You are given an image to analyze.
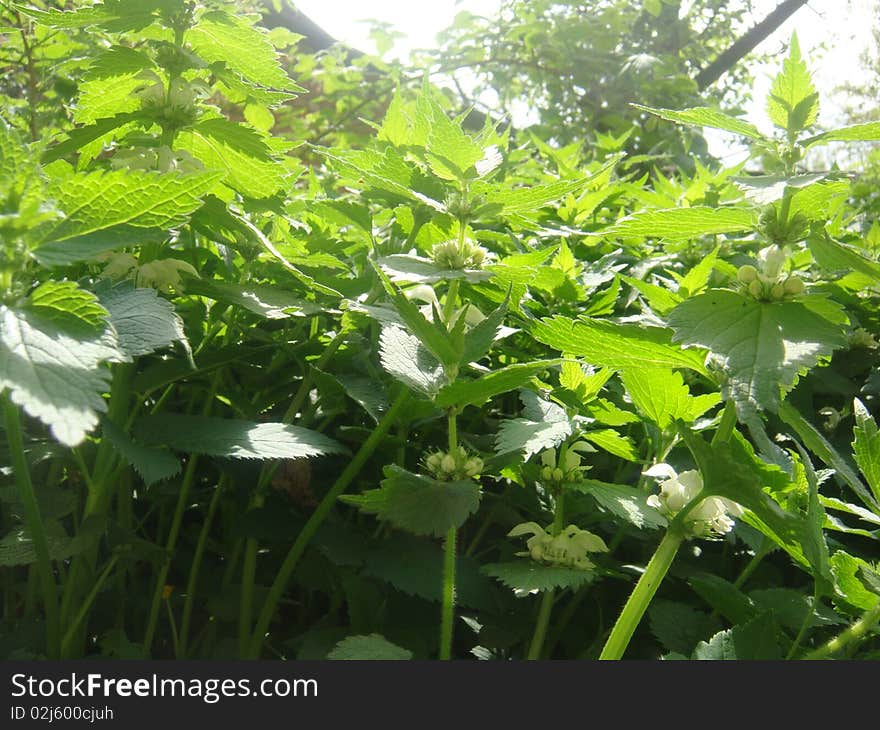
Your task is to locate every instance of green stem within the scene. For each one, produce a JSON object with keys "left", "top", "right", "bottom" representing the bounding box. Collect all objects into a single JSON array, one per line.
[
  {"left": 712, "top": 400, "right": 737, "bottom": 446},
  {"left": 599, "top": 526, "right": 685, "bottom": 660},
  {"left": 142, "top": 453, "right": 200, "bottom": 653},
  {"left": 803, "top": 601, "right": 880, "bottom": 660},
  {"left": 439, "top": 526, "right": 457, "bottom": 660},
  {"left": 786, "top": 588, "right": 819, "bottom": 659},
  {"left": 179, "top": 476, "right": 225, "bottom": 657},
  {"left": 733, "top": 538, "right": 771, "bottom": 590},
  {"left": 60, "top": 556, "right": 118, "bottom": 658},
  {"left": 246, "top": 389, "right": 411, "bottom": 658},
  {"left": 238, "top": 524, "right": 261, "bottom": 657},
  {"left": 2, "top": 394, "right": 60, "bottom": 658},
  {"left": 443, "top": 278, "right": 460, "bottom": 324}
]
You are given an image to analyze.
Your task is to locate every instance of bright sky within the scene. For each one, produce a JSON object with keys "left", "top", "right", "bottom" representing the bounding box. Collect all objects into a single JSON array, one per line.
[{"left": 293, "top": 0, "right": 877, "bottom": 156}]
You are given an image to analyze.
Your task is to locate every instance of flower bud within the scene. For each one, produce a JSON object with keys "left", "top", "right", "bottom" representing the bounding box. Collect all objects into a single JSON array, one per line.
[
  {"left": 748, "top": 280, "right": 763, "bottom": 298},
  {"left": 426, "top": 453, "right": 442, "bottom": 472},
  {"left": 541, "top": 466, "right": 554, "bottom": 481},
  {"left": 463, "top": 457, "right": 483, "bottom": 477},
  {"left": 783, "top": 276, "right": 804, "bottom": 295},
  {"left": 440, "top": 454, "right": 456, "bottom": 473},
  {"left": 737, "top": 264, "right": 758, "bottom": 283},
  {"left": 770, "top": 282, "right": 785, "bottom": 300},
  {"left": 552, "top": 467, "right": 564, "bottom": 482}
]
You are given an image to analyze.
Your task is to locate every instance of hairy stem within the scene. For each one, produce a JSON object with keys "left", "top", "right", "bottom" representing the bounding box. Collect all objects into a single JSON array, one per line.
[
  {"left": 804, "top": 601, "right": 880, "bottom": 660},
  {"left": 439, "top": 525, "right": 457, "bottom": 660}
]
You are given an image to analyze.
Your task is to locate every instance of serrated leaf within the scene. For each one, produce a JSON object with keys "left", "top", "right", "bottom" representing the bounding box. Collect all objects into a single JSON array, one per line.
[
  {"left": 183, "top": 278, "right": 321, "bottom": 319},
  {"left": 482, "top": 560, "right": 596, "bottom": 593},
  {"left": 633, "top": 104, "right": 763, "bottom": 140},
  {"left": 766, "top": 34, "right": 818, "bottom": 134},
  {"left": 327, "top": 634, "right": 412, "bottom": 660},
  {"left": 749, "top": 588, "right": 843, "bottom": 630},
  {"left": 495, "top": 391, "right": 572, "bottom": 459},
  {"left": 777, "top": 401, "right": 877, "bottom": 511},
  {"left": 604, "top": 206, "right": 754, "bottom": 241},
  {"left": 0, "top": 306, "right": 121, "bottom": 446},
  {"left": 18, "top": 0, "right": 173, "bottom": 31},
  {"left": 378, "top": 325, "right": 446, "bottom": 396},
  {"left": 582, "top": 428, "right": 638, "bottom": 461},
  {"left": 102, "top": 420, "right": 180, "bottom": 486},
  {"left": 134, "top": 414, "right": 347, "bottom": 460},
  {"left": 189, "top": 11, "right": 303, "bottom": 94},
  {"left": 692, "top": 612, "right": 781, "bottom": 659},
  {"left": 31, "top": 170, "right": 222, "bottom": 264},
  {"left": 97, "top": 283, "right": 188, "bottom": 359},
  {"left": 342, "top": 465, "right": 480, "bottom": 538},
  {"left": 621, "top": 368, "right": 719, "bottom": 430},
  {"left": 830, "top": 551, "right": 879, "bottom": 611},
  {"left": 460, "top": 293, "right": 510, "bottom": 365},
  {"left": 680, "top": 429, "right": 807, "bottom": 564},
  {"left": 176, "top": 120, "right": 285, "bottom": 199},
  {"left": 434, "top": 360, "right": 561, "bottom": 409},
  {"left": 807, "top": 232, "right": 880, "bottom": 281},
  {"left": 569, "top": 479, "right": 665, "bottom": 529},
  {"left": 26, "top": 281, "right": 109, "bottom": 333},
  {"left": 649, "top": 600, "right": 720, "bottom": 655},
  {"left": 668, "top": 291, "right": 848, "bottom": 418},
  {"left": 532, "top": 316, "right": 707, "bottom": 373},
  {"left": 363, "top": 536, "right": 493, "bottom": 609},
  {"left": 377, "top": 254, "right": 491, "bottom": 284},
  {"left": 805, "top": 121, "right": 880, "bottom": 147},
  {"left": 853, "top": 398, "right": 880, "bottom": 504},
  {"left": 75, "top": 47, "right": 155, "bottom": 124}
]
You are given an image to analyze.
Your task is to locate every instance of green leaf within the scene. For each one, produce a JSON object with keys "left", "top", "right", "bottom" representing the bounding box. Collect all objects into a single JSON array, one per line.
[
  {"left": 176, "top": 120, "right": 286, "bottom": 199},
  {"left": 26, "top": 281, "right": 109, "bottom": 333},
  {"left": 97, "top": 283, "right": 188, "bottom": 359},
  {"left": 378, "top": 325, "right": 446, "bottom": 397},
  {"left": 680, "top": 429, "right": 807, "bottom": 565},
  {"left": 372, "top": 264, "right": 460, "bottom": 371},
  {"left": 495, "top": 391, "right": 572, "bottom": 459},
  {"left": 102, "top": 420, "right": 180, "bottom": 486},
  {"left": 569, "top": 479, "right": 665, "bottom": 529},
  {"left": 342, "top": 465, "right": 480, "bottom": 538},
  {"left": 621, "top": 275, "right": 681, "bottom": 314},
  {"left": 807, "top": 232, "right": 880, "bottom": 281},
  {"left": 604, "top": 206, "right": 754, "bottom": 241},
  {"left": 0, "top": 306, "right": 121, "bottom": 446},
  {"left": 327, "top": 634, "right": 412, "bottom": 660},
  {"left": 852, "top": 398, "right": 880, "bottom": 504},
  {"left": 582, "top": 428, "right": 638, "bottom": 461},
  {"left": 434, "top": 360, "right": 561, "bottom": 409},
  {"left": 689, "top": 574, "right": 756, "bottom": 625},
  {"left": 692, "top": 612, "right": 781, "bottom": 659},
  {"left": 482, "top": 560, "right": 595, "bottom": 593},
  {"left": 460, "top": 294, "right": 510, "bottom": 365},
  {"left": 668, "top": 291, "right": 848, "bottom": 418},
  {"left": 532, "top": 316, "right": 707, "bottom": 373},
  {"left": 749, "top": 588, "right": 843, "bottom": 631},
  {"left": 633, "top": 104, "right": 763, "bottom": 140},
  {"left": 777, "top": 401, "right": 876, "bottom": 511},
  {"left": 31, "top": 170, "right": 222, "bottom": 263},
  {"left": 620, "top": 368, "right": 720, "bottom": 430},
  {"left": 649, "top": 600, "right": 720, "bottom": 655},
  {"left": 766, "top": 33, "right": 818, "bottom": 135},
  {"left": 41, "top": 112, "right": 146, "bottom": 164},
  {"left": 188, "top": 11, "right": 303, "bottom": 94},
  {"left": 75, "top": 47, "right": 155, "bottom": 124},
  {"left": 134, "top": 414, "right": 347, "bottom": 460},
  {"left": 830, "top": 551, "right": 880, "bottom": 611},
  {"left": 183, "top": 278, "right": 321, "bottom": 319},
  {"left": 18, "top": 1, "right": 173, "bottom": 31},
  {"left": 804, "top": 121, "right": 880, "bottom": 147}
]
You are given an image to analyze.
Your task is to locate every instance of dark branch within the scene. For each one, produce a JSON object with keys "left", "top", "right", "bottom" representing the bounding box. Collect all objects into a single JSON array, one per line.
[{"left": 695, "top": 0, "right": 810, "bottom": 90}]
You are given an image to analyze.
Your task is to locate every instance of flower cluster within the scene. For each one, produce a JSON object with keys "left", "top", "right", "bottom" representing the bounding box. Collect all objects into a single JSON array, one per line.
[
  {"left": 431, "top": 237, "right": 487, "bottom": 270},
  {"left": 424, "top": 446, "right": 483, "bottom": 481},
  {"left": 538, "top": 442, "right": 594, "bottom": 486},
  {"left": 737, "top": 244, "right": 804, "bottom": 301},
  {"left": 644, "top": 464, "right": 744, "bottom": 539},
  {"left": 509, "top": 522, "right": 608, "bottom": 570}
]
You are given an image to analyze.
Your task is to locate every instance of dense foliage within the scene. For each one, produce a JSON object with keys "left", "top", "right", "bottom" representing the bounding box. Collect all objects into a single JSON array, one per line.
[{"left": 1, "top": 0, "right": 880, "bottom": 661}]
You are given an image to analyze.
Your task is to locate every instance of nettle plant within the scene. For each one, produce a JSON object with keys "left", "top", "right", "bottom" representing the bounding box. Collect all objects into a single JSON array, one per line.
[{"left": 2, "top": 0, "right": 880, "bottom": 662}]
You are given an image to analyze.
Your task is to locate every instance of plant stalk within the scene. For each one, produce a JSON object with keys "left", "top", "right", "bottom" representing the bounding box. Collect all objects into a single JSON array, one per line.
[{"left": 246, "top": 389, "right": 410, "bottom": 658}]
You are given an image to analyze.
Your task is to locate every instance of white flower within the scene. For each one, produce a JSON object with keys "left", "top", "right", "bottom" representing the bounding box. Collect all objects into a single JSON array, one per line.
[{"left": 644, "top": 463, "right": 743, "bottom": 538}]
